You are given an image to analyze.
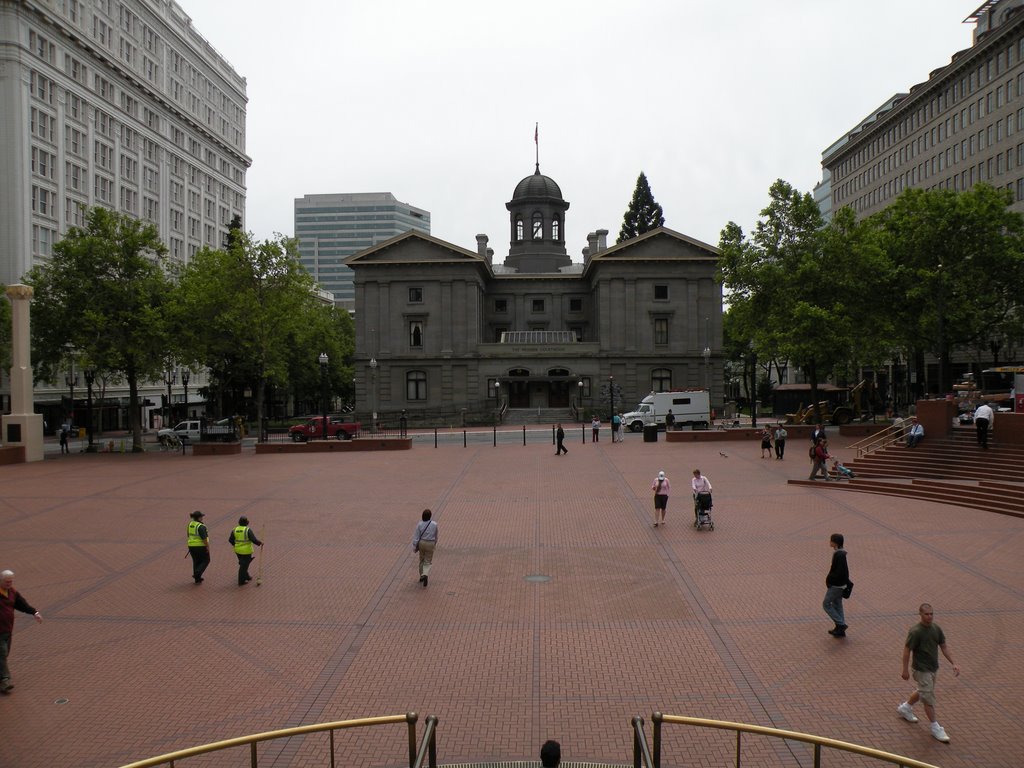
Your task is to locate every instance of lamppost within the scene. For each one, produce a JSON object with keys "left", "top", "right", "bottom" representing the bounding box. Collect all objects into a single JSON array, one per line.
[
  {"left": 608, "top": 375, "right": 615, "bottom": 421},
  {"left": 84, "top": 368, "right": 96, "bottom": 452},
  {"left": 702, "top": 315, "right": 712, "bottom": 411},
  {"left": 319, "top": 352, "right": 329, "bottom": 440},
  {"left": 495, "top": 380, "right": 501, "bottom": 407},
  {"left": 181, "top": 369, "right": 191, "bottom": 420},
  {"left": 577, "top": 379, "right": 584, "bottom": 423},
  {"left": 64, "top": 363, "right": 78, "bottom": 430},
  {"left": 163, "top": 365, "right": 177, "bottom": 427},
  {"left": 369, "top": 357, "right": 378, "bottom": 434}
]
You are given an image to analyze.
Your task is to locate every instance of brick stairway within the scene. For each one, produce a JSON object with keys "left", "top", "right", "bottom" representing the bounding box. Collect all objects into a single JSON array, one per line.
[{"left": 789, "top": 426, "right": 1024, "bottom": 517}]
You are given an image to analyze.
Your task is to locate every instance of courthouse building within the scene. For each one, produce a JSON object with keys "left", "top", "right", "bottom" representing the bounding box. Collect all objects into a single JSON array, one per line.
[{"left": 347, "top": 164, "right": 723, "bottom": 423}]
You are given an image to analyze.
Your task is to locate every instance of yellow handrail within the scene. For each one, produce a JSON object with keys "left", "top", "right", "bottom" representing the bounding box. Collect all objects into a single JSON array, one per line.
[
  {"left": 650, "top": 713, "right": 940, "bottom": 768},
  {"left": 118, "top": 713, "right": 420, "bottom": 768},
  {"left": 850, "top": 420, "right": 908, "bottom": 459}
]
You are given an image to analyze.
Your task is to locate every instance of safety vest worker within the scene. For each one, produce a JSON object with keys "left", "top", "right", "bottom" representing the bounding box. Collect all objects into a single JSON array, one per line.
[
  {"left": 187, "top": 520, "right": 207, "bottom": 547},
  {"left": 232, "top": 525, "right": 254, "bottom": 555}
]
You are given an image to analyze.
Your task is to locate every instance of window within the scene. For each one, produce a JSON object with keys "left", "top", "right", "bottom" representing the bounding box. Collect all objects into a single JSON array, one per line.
[
  {"left": 570, "top": 327, "right": 583, "bottom": 341},
  {"left": 495, "top": 299, "right": 508, "bottom": 313},
  {"left": 31, "top": 224, "right": 54, "bottom": 256},
  {"left": 66, "top": 197, "right": 85, "bottom": 227},
  {"left": 569, "top": 298, "right": 582, "bottom": 312},
  {"left": 654, "top": 284, "right": 669, "bottom": 301},
  {"left": 532, "top": 213, "right": 543, "bottom": 240},
  {"left": 408, "top": 287, "right": 423, "bottom": 303},
  {"left": 31, "top": 186, "right": 52, "bottom": 216},
  {"left": 406, "top": 371, "right": 427, "bottom": 401},
  {"left": 552, "top": 216, "right": 560, "bottom": 240},
  {"left": 654, "top": 318, "right": 669, "bottom": 345},
  {"left": 409, "top": 321, "right": 423, "bottom": 348},
  {"left": 531, "top": 299, "right": 545, "bottom": 312},
  {"left": 651, "top": 368, "right": 672, "bottom": 392}
]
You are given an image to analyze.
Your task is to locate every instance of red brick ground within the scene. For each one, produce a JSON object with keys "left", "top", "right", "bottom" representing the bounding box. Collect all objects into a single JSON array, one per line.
[{"left": 1, "top": 433, "right": 1021, "bottom": 767}]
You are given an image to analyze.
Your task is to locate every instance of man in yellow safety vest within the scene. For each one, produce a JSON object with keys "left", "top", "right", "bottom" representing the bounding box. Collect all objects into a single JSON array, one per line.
[
  {"left": 186, "top": 510, "right": 210, "bottom": 584},
  {"left": 228, "top": 516, "right": 262, "bottom": 586}
]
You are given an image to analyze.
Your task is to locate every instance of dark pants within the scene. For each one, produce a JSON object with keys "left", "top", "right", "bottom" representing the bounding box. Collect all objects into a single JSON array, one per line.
[
  {"left": 236, "top": 553, "right": 254, "bottom": 584},
  {"left": 556, "top": 438, "right": 567, "bottom": 454},
  {"left": 976, "top": 417, "right": 990, "bottom": 448},
  {"left": 775, "top": 439, "right": 786, "bottom": 459},
  {"left": 189, "top": 546, "right": 210, "bottom": 582},
  {"left": 0, "top": 632, "right": 11, "bottom": 686}
]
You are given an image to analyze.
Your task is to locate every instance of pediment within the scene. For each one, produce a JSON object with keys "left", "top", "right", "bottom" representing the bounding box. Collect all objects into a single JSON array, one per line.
[
  {"left": 345, "top": 231, "right": 485, "bottom": 267},
  {"left": 588, "top": 227, "right": 720, "bottom": 263}
]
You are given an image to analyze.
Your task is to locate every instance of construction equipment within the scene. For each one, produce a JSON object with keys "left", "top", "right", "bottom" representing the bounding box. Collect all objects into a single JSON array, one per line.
[{"left": 784, "top": 380, "right": 881, "bottom": 425}]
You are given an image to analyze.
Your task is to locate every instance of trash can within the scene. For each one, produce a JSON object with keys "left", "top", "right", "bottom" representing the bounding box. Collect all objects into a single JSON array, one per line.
[{"left": 643, "top": 424, "right": 659, "bottom": 442}]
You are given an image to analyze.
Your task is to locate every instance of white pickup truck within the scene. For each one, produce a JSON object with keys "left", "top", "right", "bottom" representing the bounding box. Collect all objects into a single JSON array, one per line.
[{"left": 158, "top": 419, "right": 237, "bottom": 444}]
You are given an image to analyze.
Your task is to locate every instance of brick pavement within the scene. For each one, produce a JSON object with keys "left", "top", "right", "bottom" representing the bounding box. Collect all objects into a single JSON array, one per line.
[{"left": 0, "top": 433, "right": 1021, "bottom": 767}]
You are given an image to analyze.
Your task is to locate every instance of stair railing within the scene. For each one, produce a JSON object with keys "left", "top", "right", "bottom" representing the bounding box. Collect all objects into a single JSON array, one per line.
[{"left": 850, "top": 420, "right": 909, "bottom": 459}]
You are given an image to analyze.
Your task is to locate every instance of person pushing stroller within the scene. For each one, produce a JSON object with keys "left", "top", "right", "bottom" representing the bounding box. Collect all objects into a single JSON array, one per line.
[{"left": 691, "top": 469, "right": 713, "bottom": 529}]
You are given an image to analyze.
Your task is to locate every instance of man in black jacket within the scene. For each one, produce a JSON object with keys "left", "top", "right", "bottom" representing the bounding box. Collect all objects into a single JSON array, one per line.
[{"left": 823, "top": 533, "right": 850, "bottom": 637}]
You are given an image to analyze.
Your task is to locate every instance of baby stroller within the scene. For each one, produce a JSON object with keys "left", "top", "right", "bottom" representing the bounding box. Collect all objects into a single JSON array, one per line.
[
  {"left": 693, "top": 492, "right": 714, "bottom": 531},
  {"left": 831, "top": 459, "right": 856, "bottom": 480}
]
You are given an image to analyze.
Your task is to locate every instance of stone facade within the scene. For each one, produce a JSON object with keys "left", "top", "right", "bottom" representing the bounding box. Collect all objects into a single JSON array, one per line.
[{"left": 347, "top": 166, "right": 723, "bottom": 423}]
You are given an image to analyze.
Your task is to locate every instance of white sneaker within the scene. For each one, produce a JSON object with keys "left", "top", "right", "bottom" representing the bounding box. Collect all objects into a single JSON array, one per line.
[
  {"left": 931, "top": 723, "right": 950, "bottom": 743},
  {"left": 896, "top": 703, "right": 918, "bottom": 723}
]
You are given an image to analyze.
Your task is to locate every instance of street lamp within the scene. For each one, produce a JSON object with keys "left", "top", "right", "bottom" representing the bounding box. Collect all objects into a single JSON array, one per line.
[
  {"left": 64, "top": 364, "right": 78, "bottom": 430},
  {"left": 369, "top": 357, "right": 378, "bottom": 434},
  {"left": 319, "top": 352, "right": 329, "bottom": 440},
  {"left": 495, "top": 380, "right": 501, "bottom": 407},
  {"left": 608, "top": 375, "right": 615, "bottom": 421},
  {"left": 163, "top": 365, "right": 177, "bottom": 428},
  {"left": 84, "top": 368, "right": 96, "bottom": 452},
  {"left": 181, "top": 369, "right": 191, "bottom": 420},
  {"left": 577, "top": 379, "right": 584, "bottom": 423}
]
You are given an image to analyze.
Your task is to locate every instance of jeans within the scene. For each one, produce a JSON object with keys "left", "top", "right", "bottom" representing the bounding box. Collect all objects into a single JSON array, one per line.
[
  {"left": 823, "top": 586, "right": 846, "bottom": 626},
  {"left": 0, "top": 632, "right": 11, "bottom": 684}
]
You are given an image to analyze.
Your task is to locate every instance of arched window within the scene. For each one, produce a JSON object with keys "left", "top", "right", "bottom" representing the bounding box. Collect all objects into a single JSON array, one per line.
[
  {"left": 515, "top": 218, "right": 524, "bottom": 241},
  {"left": 409, "top": 321, "right": 423, "bottom": 348},
  {"left": 551, "top": 216, "right": 560, "bottom": 241},
  {"left": 406, "top": 370, "right": 427, "bottom": 401},
  {"left": 532, "top": 212, "right": 543, "bottom": 240},
  {"left": 651, "top": 368, "right": 672, "bottom": 392}
]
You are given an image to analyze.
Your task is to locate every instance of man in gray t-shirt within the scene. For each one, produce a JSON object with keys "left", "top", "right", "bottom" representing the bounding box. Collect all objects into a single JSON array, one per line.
[{"left": 896, "top": 603, "right": 960, "bottom": 743}]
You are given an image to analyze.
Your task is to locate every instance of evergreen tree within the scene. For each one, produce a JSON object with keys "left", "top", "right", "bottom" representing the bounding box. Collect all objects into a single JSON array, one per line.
[{"left": 617, "top": 172, "right": 665, "bottom": 243}]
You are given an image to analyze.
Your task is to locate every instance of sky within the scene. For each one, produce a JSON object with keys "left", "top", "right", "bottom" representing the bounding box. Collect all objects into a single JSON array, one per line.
[{"left": 182, "top": 0, "right": 979, "bottom": 260}]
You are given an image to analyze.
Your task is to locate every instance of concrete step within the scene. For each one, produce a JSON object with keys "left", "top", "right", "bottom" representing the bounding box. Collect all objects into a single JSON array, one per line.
[{"left": 788, "top": 478, "right": 1024, "bottom": 518}]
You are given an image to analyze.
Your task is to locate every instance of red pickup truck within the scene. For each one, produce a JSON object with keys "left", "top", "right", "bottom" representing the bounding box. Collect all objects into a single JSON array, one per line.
[{"left": 289, "top": 416, "right": 361, "bottom": 442}]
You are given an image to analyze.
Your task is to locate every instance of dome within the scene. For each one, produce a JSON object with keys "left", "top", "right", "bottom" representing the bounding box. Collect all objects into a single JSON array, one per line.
[{"left": 512, "top": 166, "right": 563, "bottom": 200}]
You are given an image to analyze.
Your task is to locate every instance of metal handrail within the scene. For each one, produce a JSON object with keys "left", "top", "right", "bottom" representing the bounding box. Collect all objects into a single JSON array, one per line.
[
  {"left": 850, "top": 420, "right": 908, "bottom": 459},
  {"left": 412, "top": 714, "right": 439, "bottom": 768},
  {"left": 650, "top": 712, "right": 940, "bottom": 768},
  {"left": 631, "top": 716, "right": 654, "bottom": 768},
  {"left": 117, "top": 712, "right": 420, "bottom": 768}
]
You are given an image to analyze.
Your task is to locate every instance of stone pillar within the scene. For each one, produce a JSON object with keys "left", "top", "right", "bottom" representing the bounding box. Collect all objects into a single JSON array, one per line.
[{"left": 4, "top": 284, "right": 44, "bottom": 461}]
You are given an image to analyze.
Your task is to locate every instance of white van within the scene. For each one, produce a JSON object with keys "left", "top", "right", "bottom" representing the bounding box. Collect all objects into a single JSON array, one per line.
[{"left": 624, "top": 391, "right": 710, "bottom": 431}]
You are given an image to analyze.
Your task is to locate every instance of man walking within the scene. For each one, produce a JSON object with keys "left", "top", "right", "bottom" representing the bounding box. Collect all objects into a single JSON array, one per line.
[
  {"left": 808, "top": 438, "right": 831, "bottom": 481},
  {"left": 555, "top": 423, "right": 568, "bottom": 455},
  {"left": 228, "top": 516, "right": 262, "bottom": 586},
  {"left": 973, "top": 401, "right": 994, "bottom": 449},
  {"left": 187, "top": 510, "right": 211, "bottom": 584},
  {"left": 897, "top": 603, "right": 960, "bottom": 743},
  {"left": 823, "top": 533, "right": 849, "bottom": 637},
  {"left": 774, "top": 424, "right": 787, "bottom": 459},
  {"left": 412, "top": 509, "right": 439, "bottom": 587},
  {"left": 0, "top": 570, "right": 43, "bottom": 694}
]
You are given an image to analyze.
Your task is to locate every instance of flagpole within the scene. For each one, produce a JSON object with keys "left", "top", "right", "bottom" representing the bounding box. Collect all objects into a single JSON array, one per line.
[{"left": 534, "top": 122, "right": 539, "bottom": 171}]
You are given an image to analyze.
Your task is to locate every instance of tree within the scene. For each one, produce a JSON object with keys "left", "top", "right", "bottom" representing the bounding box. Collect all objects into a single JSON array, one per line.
[
  {"left": 617, "top": 172, "right": 665, "bottom": 243},
  {"left": 718, "top": 180, "right": 894, "bottom": 423},
  {"left": 175, "top": 232, "right": 330, "bottom": 431},
  {"left": 870, "top": 184, "right": 1024, "bottom": 394},
  {"left": 27, "top": 207, "right": 173, "bottom": 451}
]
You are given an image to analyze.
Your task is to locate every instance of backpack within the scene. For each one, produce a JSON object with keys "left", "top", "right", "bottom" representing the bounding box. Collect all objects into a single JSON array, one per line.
[{"left": 809, "top": 445, "right": 817, "bottom": 459}]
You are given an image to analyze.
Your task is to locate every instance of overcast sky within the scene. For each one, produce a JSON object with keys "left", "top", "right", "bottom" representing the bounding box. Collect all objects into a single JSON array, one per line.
[{"left": 183, "top": 0, "right": 976, "bottom": 259}]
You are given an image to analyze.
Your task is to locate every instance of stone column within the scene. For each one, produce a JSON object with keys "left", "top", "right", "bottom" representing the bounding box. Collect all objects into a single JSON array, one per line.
[{"left": 4, "top": 284, "right": 44, "bottom": 461}]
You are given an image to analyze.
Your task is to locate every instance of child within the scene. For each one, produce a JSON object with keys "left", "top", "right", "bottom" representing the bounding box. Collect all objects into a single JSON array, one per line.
[{"left": 831, "top": 458, "right": 856, "bottom": 480}]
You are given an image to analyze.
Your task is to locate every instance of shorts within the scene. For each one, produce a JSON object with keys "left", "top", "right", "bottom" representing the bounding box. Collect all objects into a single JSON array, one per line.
[
  {"left": 654, "top": 494, "right": 668, "bottom": 510},
  {"left": 912, "top": 669, "right": 937, "bottom": 706}
]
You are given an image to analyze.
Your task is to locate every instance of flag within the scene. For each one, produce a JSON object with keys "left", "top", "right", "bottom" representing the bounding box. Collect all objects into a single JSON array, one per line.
[{"left": 534, "top": 123, "right": 538, "bottom": 145}]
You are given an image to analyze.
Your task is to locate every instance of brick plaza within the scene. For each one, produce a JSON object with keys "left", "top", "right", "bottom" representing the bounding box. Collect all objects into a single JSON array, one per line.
[{"left": 1, "top": 432, "right": 1021, "bottom": 767}]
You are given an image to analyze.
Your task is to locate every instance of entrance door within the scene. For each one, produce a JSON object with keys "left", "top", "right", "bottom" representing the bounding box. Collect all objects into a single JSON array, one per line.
[
  {"left": 509, "top": 381, "right": 530, "bottom": 408},
  {"left": 549, "top": 381, "right": 570, "bottom": 407}
]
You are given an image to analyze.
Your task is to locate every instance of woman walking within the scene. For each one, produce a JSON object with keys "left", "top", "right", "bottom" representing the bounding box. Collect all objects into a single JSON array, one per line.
[
  {"left": 760, "top": 426, "right": 773, "bottom": 458},
  {"left": 412, "top": 509, "right": 439, "bottom": 587},
  {"left": 651, "top": 470, "right": 671, "bottom": 527}
]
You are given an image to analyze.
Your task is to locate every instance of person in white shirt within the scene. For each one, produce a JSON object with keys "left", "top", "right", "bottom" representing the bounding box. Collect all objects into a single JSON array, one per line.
[
  {"left": 412, "top": 509, "right": 439, "bottom": 587},
  {"left": 691, "top": 469, "right": 713, "bottom": 524},
  {"left": 906, "top": 418, "right": 925, "bottom": 448},
  {"left": 973, "top": 402, "right": 994, "bottom": 449}
]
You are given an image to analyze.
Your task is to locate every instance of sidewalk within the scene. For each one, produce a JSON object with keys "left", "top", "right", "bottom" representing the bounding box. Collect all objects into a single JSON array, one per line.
[{"left": 0, "top": 434, "right": 1020, "bottom": 767}]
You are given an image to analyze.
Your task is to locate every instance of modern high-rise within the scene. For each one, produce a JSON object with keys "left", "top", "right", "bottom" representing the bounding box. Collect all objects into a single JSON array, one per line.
[
  {"left": 0, "top": 0, "right": 249, "bottom": 286},
  {"left": 824, "top": 1, "right": 1024, "bottom": 219},
  {"left": 294, "top": 192, "right": 430, "bottom": 310}
]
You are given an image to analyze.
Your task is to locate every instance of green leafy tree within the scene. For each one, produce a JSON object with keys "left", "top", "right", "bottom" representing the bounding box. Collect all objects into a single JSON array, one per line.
[
  {"left": 719, "top": 180, "right": 894, "bottom": 423},
  {"left": 870, "top": 184, "right": 1024, "bottom": 393},
  {"left": 27, "top": 207, "right": 173, "bottom": 451},
  {"left": 284, "top": 302, "right": 356, "bottom": 415},
  {"left": 175, "top": 232, "right": 327, "bottom": 430},
  {"left": 617, "top": 172, "right": 665, "bottom": 243}
]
